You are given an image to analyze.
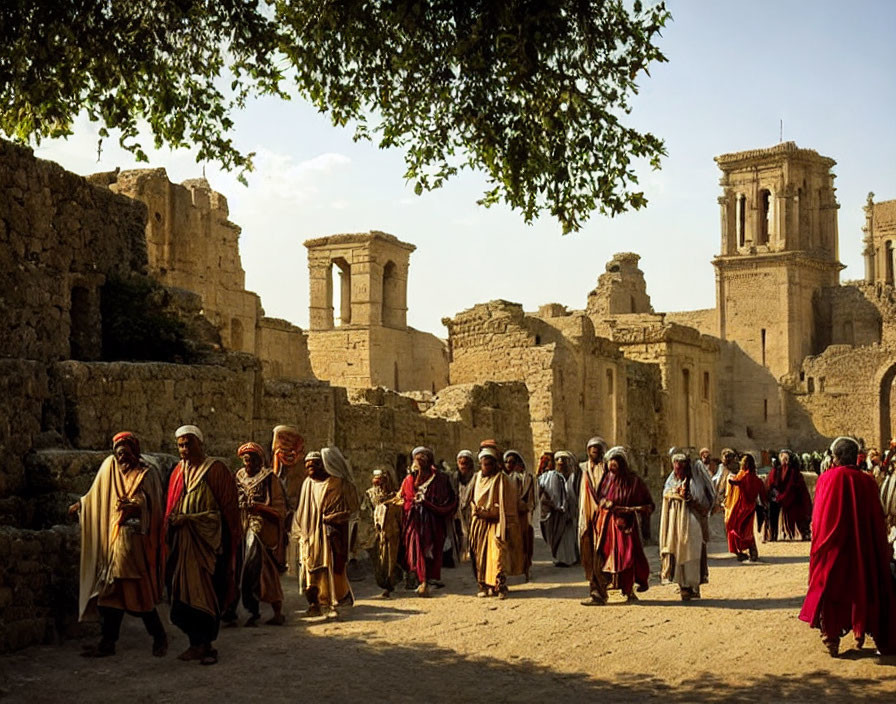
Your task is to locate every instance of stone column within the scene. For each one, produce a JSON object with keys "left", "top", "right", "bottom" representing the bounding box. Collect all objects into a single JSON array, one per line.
[{"left": 863, "top": 192, "right": 875, "bottom": 283}]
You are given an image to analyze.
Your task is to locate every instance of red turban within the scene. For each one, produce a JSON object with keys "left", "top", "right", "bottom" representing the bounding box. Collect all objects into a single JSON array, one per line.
[
  {"left": 238, "top": 442, "right": 266, "bottom": 460},
  {"left": 112, "top": 431, "right": 140, "bottom": 456}
]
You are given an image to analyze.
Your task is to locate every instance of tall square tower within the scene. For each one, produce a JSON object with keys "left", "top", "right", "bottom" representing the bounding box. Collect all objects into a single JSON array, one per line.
[{"left": 713, "top": 142, "right": 842, "bottom": 380}]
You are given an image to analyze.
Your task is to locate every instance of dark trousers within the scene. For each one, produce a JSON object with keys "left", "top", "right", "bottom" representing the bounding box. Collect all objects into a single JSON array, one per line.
[
  {"left": 98, "top": 605, "right": 166, "bottom": 644},
  {"left": 766, "top": 501, "right": 780, "bottom": 540},
  {"left": 170, "top": 600, "right": 219, "bottom": 647}
]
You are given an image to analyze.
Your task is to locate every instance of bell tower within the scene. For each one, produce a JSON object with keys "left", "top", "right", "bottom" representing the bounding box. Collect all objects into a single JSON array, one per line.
[{"left": 713, "top": 142, "right": 842, "bottom": 379}]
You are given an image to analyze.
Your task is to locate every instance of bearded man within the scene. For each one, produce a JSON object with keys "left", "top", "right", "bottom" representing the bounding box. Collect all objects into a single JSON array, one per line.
[
  {"left": 399, "top": 446, "right": 457, "bottom": 596},
  {"left": 235, "top": 442, "right": 287, "bottom": 626},
  {"left": 292, "top": 448, "right": 355, "bottom": 617},
  {"left": 70, "top": 431, "right": 167, "bottom": 657},
  {"left": 470, "top": 448, "right": 514, "bottom": 598},
  {"left": 579, "top": 446, "right": 654, "bottom": 605},
  {"left": 165, "top": 425, "right": 240, "bottom": 666},
  {"left": 505, "top": 450, "right": 536, "bottom": 580}
]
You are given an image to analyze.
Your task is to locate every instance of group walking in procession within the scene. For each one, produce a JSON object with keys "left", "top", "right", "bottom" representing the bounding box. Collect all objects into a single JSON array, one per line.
[{"left": 71, "top": 425, "right": 896, "bottom": 665}]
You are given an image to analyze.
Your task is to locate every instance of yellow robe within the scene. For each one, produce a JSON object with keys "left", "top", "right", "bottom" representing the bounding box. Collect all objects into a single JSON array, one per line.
[{"left": 469, "top": 472, "right": 513, "bottom": 588}]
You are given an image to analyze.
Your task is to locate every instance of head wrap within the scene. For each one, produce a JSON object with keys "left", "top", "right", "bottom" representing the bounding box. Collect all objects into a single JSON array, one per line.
[
  {"left": 503, "top": 450, "right": 525, "bottom": 468},
  {"left": 554, "top": 450, "right": 577, "bottom": 465},
  {"left": 238, "top": 442, "right": 266, "bottom": 460},
  {"left": 605, "top": 446, "right": 630, "bottom": 468},
  {"left": 456, "top": 450, "right": 475, "bottom": 461},
  {"left": 322, "top": 446, "right": 352, "bottom": 480},
  {"left": 305, "top": 451, "right": 322, "bottom": 462},
  {"left": 372, "top": 468, "right": 384, "bottom": 477},
  {"left": 112, "top": 431, "right": 140, "bottom": 456},
  {"left": 175, "top": 425, "right": 203, "bottom": 443},
  {"left": 272, "top": 425, "right": 303, "bottom": 449},
  {"left": 412, "top": 446, "right": 433, "bottom": 459},
  {"left": 699, "top": 447, "right": 710, "bottom": 456},
  {"left": 671, "top": 453, "right": 687, "bottom": 464},
  {"left": 478, "top": 447, "right": 499, "bottom": 460},
  {"left": 586, "top": 437, "right": 607, "bottom": 452}
]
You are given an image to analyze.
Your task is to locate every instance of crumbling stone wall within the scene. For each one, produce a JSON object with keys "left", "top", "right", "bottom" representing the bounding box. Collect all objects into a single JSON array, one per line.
[
  {"left": 0, "top": 140, "right": 147, "bottom": 363},
  {"left": 816, "top": 283, "right": 882, "bottom": 348},
  {"left": 256, "top": 317, "right": 314, "bottom": 380},
  {"left": 586, "top": 252, "right": 654, "bottom": 316},
  {"left": 664, "top": 308, "right": 718, "bottom": 337}
]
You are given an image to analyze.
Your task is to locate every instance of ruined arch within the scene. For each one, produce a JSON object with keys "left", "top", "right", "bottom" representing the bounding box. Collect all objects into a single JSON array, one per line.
[
  {"left": 382, "top": 259, "right": 400, "bottom": 327},
  {"left": 877, "top": 363, "right": 896, "bottom": 447},
  {"left": 331, "top": 257, "right": 351, "bottom": 326}
]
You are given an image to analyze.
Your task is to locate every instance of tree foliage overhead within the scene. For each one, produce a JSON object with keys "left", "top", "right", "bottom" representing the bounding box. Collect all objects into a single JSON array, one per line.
[{"left": 1, "top": 0, "right": 670, "bottom": 233}]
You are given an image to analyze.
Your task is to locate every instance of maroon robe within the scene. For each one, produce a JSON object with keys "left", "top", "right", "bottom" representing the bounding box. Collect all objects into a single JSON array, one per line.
[
  {"left": 595, "top": 470, "right": 654, "bottom": 594},
  {"left": 767, "top": 464, "right": 812, "bottom": 539},
  {"left": 400, "top": 469, "right": 458, "bottom": 583},
  {"left": 799, "top": 464, "right": 896, "bottom": 652}
]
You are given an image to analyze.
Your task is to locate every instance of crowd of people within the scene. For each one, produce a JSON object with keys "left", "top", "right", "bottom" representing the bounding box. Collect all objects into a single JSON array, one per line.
[{"left": 70, "top": 426, "right": 896, "bottom": 665}]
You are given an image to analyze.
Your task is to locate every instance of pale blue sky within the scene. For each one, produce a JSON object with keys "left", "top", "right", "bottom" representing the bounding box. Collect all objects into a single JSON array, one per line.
[{"left": 36, "top": 1, "right": 896, "bottom": 335}]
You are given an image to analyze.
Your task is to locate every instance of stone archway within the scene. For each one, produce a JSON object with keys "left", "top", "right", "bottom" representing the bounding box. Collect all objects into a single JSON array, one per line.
[{"left": 877, "top": 362, "right": 896, "bottom": 447}]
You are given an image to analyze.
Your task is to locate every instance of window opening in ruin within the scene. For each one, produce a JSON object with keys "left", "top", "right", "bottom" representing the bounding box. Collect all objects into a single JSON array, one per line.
[
  {"left": 807, "top": 377, "right": 815, "bottom": 393},
  {"left": 331, "top": 258, "right": 352, "bottom": 326},
  {"left": 702, "top": 371, "right": 710, "bottom": 400},
  {"left": 630, "top": 295, "right": 636, "bottom": 313},
  {"left": 230, "top": 317, "right": 243, "bottom": 350},
  {"left": 70, "top": 285, "right": 91, "bottom": 360},
  {"left": 382, "top": 260, "right": 398, "bottom": 327},
  {"left": 818, "top": 376, "right": 825, "bottom": 392},
  {"left": 763, "top": 399, "right": 768, "bottom": 422},
  {"left": 535, "top": 334, "right": 541, "bottom": 346},
  {"left": 154, "top": 211, "right": 162, "bottom": 223},
  {"left": 758, "top": 189, "right": 770, "bottom": 245},
  {"left": 606, "top": 369, "right": 614, "bottom": 395},
  {"left": 394, "top": 361, "right": 400, "bottom": 391},
  {"left": 737, "top": 194, "right": 746, "bottom": 248},
  {"left": 761, "top": 328, "right": 767, "bottom": 367},
  {"left": 682, "top": 368, "right": 692, "bottom": 445},
  {"left": 886, "top": 241, "right": 895, "bottom": 286},
  {"left": 800, "top": 371, "right": 805, "bottom": 381}
]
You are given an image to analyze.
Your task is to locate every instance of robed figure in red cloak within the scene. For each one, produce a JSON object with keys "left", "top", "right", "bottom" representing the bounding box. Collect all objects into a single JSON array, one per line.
[{"left": 799, "top": 437, "right": 896, "bottom": 657}]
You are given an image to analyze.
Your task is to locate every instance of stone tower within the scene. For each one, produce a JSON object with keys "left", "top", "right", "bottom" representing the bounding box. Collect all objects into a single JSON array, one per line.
[
  {"left": 713, "top": 142, "right": 842, "bottom": 380},
  {"left": 304, "top": 231, "right": 449, "bottom": 391}
]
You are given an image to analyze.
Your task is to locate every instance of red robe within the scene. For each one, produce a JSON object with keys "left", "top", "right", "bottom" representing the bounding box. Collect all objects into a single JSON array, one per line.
[
  {"left": 594, "top": 470, "right": 654, "bottom": 594},
  {"left": 798, "top": 464, "right": 896, "bottom": 652},
  {"left": 767, "top": 464, "right": 812, "bottom": 539},
  {"left": 400, "top": 469, "right": 457, "bottom": 583},
  {"left": 726, "top": 470, "right": 767, "bottom": 553}
]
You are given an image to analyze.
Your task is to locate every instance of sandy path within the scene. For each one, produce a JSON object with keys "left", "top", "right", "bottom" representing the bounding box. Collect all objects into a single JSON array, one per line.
[{"left": 1, "top": 536, "right": 894, "bottom": 703}]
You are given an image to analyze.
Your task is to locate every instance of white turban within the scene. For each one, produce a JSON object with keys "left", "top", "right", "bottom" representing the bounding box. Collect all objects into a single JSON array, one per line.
[
  {"left": 503, "top": 450, "right": 525, "bottom": 468},
  {"left": 605, "top": 446, "right": 630, "bottom": 467},
  {"left": 456, "top": 450, "right": 475, "bottom": 461},
  {"left": 586, "top": 437, "right": 607, "bottom": 452},
  {"left": 478, "top": 447, "right": 499, "bottom": 460},
  {"left": 175, "top": 425, "right": 203, "bottom": 443}
]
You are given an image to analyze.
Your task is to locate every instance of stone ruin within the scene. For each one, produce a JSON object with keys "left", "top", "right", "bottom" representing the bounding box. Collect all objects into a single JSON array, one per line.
[{"left": 2, "top": 137, "right": 896, "bottom": 652}]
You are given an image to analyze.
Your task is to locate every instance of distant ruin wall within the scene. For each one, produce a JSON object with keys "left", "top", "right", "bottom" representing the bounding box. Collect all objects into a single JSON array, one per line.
[
  {"left": 0, "top": 140, "right": 148, "bottom": 363},
  {"left": 664, "top": 308, "right": 718, "bottom": 337}
]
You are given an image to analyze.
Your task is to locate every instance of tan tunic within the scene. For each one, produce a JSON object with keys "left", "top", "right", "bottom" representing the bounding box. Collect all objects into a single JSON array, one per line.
[
  {"left": 469, "top": 472, "right": 514, "bottom": 587},
  {"left": 292, "top": 475, "right": 353, "bottom": 606},
  {"left": 78, "top": 455, "right": 164, "bottom": 620}
]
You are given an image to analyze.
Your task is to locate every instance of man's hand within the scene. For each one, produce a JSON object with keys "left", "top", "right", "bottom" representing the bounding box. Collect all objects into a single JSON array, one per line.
[{"left": 68, "top": 501, "right": 80, "bottom": 517}]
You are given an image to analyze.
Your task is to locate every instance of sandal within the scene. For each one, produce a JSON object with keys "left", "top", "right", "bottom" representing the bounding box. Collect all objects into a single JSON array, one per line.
[{"left": 200, "top": 648, "right": 219, "bottom": 666}]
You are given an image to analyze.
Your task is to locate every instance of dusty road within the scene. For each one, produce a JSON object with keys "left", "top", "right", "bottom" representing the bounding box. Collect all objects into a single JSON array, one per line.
[{"left": 1, "top": 534, "right": 894, "bottom": 703}]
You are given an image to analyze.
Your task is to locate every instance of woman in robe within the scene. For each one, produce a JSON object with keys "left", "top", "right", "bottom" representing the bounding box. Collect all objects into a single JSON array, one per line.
[
  {"left": 726, "top": 453, "right": 768, "bottom": 562},
  {"left": 767, "top": 449, "right": 812, "bottom": 540}
]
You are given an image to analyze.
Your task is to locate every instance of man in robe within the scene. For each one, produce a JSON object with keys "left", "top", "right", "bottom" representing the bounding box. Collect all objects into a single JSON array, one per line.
[
  {"left": 712, "top": 448, "right": 739, "bottom": 515},
  {"left": 555, "top": 450, "right": 581, "bottom": 564},
  {"left": 725, "top": 453, "right": 767, "bottom": 562},
  {"left": 70, "top": 431, "right": 167, "bottom": 657},
  {"left": 538, "top": 450, "right": 578, "bottom": 566},
  {"left": 399, "top": 446, "right": 457, "bottom": 596},
  {"left": 292, "top": 448, "right": 354, "bottom": 617},
  {"left": 470, "top": 448, "right": 514, "bottom": 598},
  {"left": 165, "top": 425, "right": 240, "bottom": 666},
  {"left": 235, "top": 442, "right": 287, "bottom": 626},
  {"left": 659, "top": 454, "right": 714, "bottom": 600},
  {"left": 366, "top": 468, "right": 403, "bottom": 597},
  {"left": 505, "top": 450, "right": 536, "bottom": 580},
  {"left": 799, "top": 436, "right": 896, "bottom": 657},
  {"left": 452, "top": 450, "right": 478, "bottom": 564},
  {"left": 767, "top": 449, "right": 812, "bottom": 540},
  {"left": 579, "top": 446, "right": 654, "bottom": 605}
]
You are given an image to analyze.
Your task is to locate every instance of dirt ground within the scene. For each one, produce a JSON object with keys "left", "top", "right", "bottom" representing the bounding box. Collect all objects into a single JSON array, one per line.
[{"left": 2, "top": 531, "right": 895, "bottom": 703}]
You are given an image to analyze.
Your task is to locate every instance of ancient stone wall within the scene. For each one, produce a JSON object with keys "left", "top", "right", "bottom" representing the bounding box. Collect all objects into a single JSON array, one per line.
[
  {"left": 0, "top": 140, "right": 148, "bottom": 363},
  {"left": 865, "top": 197, "right": 896, "bottom": 285},
  {"left": 663, "top": 308, "right": 718, "bottom": 337},
  {"left": 444, "top": 300, "right": 659, "bottom": 461},
  {"left": 256, "top": 317, "right": 314, "bottom": 380},
  {"left": 816, "top": 283, "right": 882, "bottom": 348}
]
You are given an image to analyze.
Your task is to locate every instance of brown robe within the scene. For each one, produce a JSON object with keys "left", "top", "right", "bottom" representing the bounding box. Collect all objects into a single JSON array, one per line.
[{"left": 237, "top": 467, "right": 287, "bottom": 606}]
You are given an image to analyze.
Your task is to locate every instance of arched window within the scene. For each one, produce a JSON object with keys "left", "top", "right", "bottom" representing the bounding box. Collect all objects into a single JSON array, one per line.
[
  {"left": 382, "top": 260, "right": 398, "bottom": 327},
  {"left": 758, "top": 189, "right": 771, "bottom": 245},
  {"left": 331, "top": 258, "right": 351, "bottom": 326},
  {"left": 737, "top": 194, "right": 746, "bottom": 248}
]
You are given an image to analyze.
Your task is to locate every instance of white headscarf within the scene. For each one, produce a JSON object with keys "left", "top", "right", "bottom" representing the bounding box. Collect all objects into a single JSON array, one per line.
[
  {"left": 175, "top": 425, "right": 203, "bottom": 443},
  {"left": 321, "top": 446, "right": 352, "bottom": 480}
]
